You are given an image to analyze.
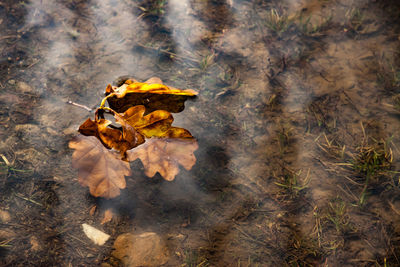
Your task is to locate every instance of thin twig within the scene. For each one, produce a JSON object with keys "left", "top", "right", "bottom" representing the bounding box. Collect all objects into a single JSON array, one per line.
[
  {"left": 68, "top": 233, "right": 90, "bottom": 246},
  {"left": 14, "top": 192, "right": 43, "bottom": 206},
  {"left": 0, "top": 35, "right": 18, "bottom": 40},
  {"left": 336, "top": 184, "right": 358, "bottom": 202},
  {"left": 234, "top": 225, "right": 268, "bottom": 246},
  {"left": 67, "top": 100, "right": 92, "bottom": 112},
  {"left": 0, "top": 154, "right": 10, "bottom": 166},
  {"left": 342, "top": 175, "right": 363, "bottom": 186},
  {"left": 388, "top": 201, "right": 400, "bottom": 216}
]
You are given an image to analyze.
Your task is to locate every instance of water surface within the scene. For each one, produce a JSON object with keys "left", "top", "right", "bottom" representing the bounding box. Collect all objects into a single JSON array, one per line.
[{"left": 0, "top": 0, "right": 400, "bottom": 266}]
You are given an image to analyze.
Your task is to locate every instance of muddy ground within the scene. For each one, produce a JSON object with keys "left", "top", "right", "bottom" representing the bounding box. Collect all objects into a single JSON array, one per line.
[{"left": 0, "top": 0, "right": 400, "bottom": 266}]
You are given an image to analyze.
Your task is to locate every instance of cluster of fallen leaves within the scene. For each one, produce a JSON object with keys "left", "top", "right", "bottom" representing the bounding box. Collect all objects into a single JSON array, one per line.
[{"left": 69, "top": 77, "right": 198, "bottom": 199}]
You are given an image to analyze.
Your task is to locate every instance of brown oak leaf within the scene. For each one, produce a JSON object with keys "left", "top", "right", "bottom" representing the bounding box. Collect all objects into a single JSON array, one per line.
[
  {"left": 127, "top": 138, "right": 198, "bottom": 181},
  {"left": 69, "top": 135, "right": 130, "bottom": 198},
  {"left": 118, "top": 105, "right": 193, "bottom": 138},
  {"left": 78, "top": 117, "right": 144, "bottom": 158}
]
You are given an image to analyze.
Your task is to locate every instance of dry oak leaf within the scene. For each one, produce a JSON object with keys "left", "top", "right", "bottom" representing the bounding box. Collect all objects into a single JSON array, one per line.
[
  {"left": 105, "top": 77, "right": 197, "bottom": 113},
  {"left": 78, "top": 117, "right": 144, "bottom": 157},
  {"left": 127, "top": 137, "right": 198, "bottom": 181},
  {"left": 106, "top": 77, "right": 198, "bottom": 98},
  {"left": 119, "top": 105, "right": 193, "bottom": 138},
  {"left": 69, "top": 135, "right": 130, "bottom": 198}
]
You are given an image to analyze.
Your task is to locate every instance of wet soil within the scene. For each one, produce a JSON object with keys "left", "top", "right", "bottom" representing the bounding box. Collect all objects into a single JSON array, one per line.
[{"left": 0, "top": 0, "right": 400, "bottom": 266}]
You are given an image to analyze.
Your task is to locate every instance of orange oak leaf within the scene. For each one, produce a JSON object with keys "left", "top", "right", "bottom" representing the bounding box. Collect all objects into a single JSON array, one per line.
[
  {"left": 127, "top": 137, "right": 198, "bottom": 181},
  {"left": 118, "top": 105, "right": 193, "bottom": 138},
  {"left": 69, "top": 135, "right": 130, "bottom": 198},
  {"left": 105, "top": 77, "right": 198, "bottom": 113},
  {"left": 78, "top": 117, "right": 144, "bottom": 157}
]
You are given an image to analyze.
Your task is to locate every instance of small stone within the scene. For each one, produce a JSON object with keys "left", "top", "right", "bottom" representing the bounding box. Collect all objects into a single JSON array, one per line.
[
  {"left": 0, "top": 210, "right": 11, "bottom": 223},
  {"left": 16, "top": 81, "right": 34, "bottom": 94},
  {"left": 112, "top": 232, "right": 170, "bottom": 267},
  {"left": 7, "top": 79, "right": 15, "bottom": 85},
  {"left": 30, "top": 236, "right": 40, "bottom": 251},
  {"left": 101, "top": 209, "right": 114, "bottom": 224},
  {"left": 82, "top": 223, "right": 110, "bottom": 246}
]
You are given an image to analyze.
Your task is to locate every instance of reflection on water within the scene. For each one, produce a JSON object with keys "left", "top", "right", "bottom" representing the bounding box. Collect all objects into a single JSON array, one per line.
[{"left": 0, "top": 0, "right": 400, "bottom": 265}]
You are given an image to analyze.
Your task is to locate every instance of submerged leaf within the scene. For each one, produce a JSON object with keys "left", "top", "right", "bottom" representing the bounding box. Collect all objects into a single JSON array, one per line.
[
  {"left": 127, "top": 138, "right": 198, "bottom": 181},
  {"left": 69, "top": 135, "right": 130, "bottom": 198}
]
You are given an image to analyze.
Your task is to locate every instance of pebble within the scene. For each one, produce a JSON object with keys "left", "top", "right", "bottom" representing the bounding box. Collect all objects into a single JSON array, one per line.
[
  {"left": 0, "top": 210, "right": 11, "bottom": 223},
  {"left": 30, "top": 236, "right": 40, "bottom": 251},
  {"left": 82, "top": 223, "right": 110, "bottom": 246},
  {"left": 16, "top": 81, "right": 34, "bottom": 94},
  {"left": 112, "top": 232, "right": 169, "bottom": 267}
]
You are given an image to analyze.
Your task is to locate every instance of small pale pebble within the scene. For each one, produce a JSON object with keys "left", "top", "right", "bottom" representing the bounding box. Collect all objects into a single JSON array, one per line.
[
  {"left": 82, "top": 223, "right": 110, "bottom": 246},
  {"left": 30, "top": 236, "right": 40, "bottom": 251},
  {"left": 0, "top": 210, "right": 11, "bottom": 223},
  {"left": 16, "top": 81, "right": 34, "bottom": 94}
]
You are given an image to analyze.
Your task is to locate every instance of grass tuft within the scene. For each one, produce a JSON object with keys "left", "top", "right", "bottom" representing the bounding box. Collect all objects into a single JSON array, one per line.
[
  {"left": 326, "top": 198, "right": 352, "bottom": 234},
  {"left": 297, "top": 14, "right": 332, "bottom": 36},
  {"left": 274, "top": 169, "right": 311, "bottom": 198},
  {"left": 345, "top": 8, "right": 365, "bottom": 32},
  {"left": 264, "top": 9, "right": 293, "bottom": 36}
]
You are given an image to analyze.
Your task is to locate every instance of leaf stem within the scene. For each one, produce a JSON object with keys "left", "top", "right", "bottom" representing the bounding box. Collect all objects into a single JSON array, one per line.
[{"left": 99, "top": 93, "right": 115, "bottom": 108}]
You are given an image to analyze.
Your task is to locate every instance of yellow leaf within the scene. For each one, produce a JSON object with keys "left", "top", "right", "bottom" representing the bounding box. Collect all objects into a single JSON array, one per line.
[
  {"left": 105, "top": 77, "right": 198, "bottom": 113},
  {"left": 109, "top": 78, "right": 198, "bottom": 98},
  {"left": 119, "top": 105, "right": 193, "bottom": 138}
]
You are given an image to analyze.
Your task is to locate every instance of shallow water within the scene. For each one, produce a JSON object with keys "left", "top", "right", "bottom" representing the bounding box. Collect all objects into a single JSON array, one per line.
[{"left": 1, "top": 0, "right": 400, "bottom": 266}]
